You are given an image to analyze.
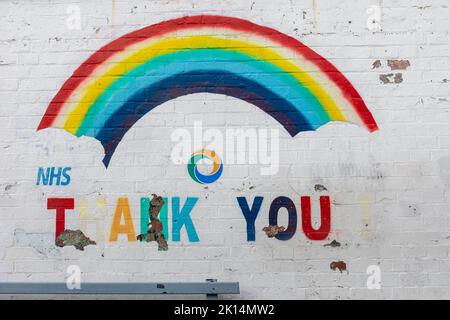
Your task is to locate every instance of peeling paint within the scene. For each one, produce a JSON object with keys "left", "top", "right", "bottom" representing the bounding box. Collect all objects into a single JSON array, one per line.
[
  {"left": 137, "top": 194, "right": 169, "bottom": 251},
  {"left": 330, "top": 261, "right": 347, "bottom": 273},
  {"left": 387, "top": 59, "right": 410, "bottom": 70},
  {"left": 55, "top": 229, "right": 96, "bottom": 251},
  {"left": 262, "top": 225, "right": 286, "bottom": 238},
  {"left": 380, "top": 73, "right": 403, "bottom": 84},
  {"left": 324, "top": 239, "right": 341, "bottom": 247}
]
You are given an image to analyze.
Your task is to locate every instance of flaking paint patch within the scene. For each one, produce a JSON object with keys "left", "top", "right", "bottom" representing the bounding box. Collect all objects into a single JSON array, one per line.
[
  {"left": 55, "top": 229, "right": 96, "bottom": 251},
  {"left": 137, "top": 194, "right": 168, "bottom": 251},
  {"left": 330, "top": 261, "right": 347, "bottom": 273},
  {"left": 372, "top": 60, "right": 382, "bottom": 69},
  {"left": 388, "top": 59, "right": 410, "bottom": 70},
  {"left": 262, "top": 225, "right": 286, "bottom": 238},
  {"left": 380, "top": 73, "right": 403, "bottom": 84}
]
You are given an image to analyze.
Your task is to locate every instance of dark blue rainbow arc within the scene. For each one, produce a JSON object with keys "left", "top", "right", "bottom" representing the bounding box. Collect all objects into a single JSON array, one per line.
[{"left": 99, "top": 70, "right": 313, "bottom": 167}]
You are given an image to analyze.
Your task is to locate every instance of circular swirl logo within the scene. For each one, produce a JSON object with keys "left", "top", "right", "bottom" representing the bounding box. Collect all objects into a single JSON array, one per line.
[{"left": 188, "top": 149, "right": 223, "bottom": 184}]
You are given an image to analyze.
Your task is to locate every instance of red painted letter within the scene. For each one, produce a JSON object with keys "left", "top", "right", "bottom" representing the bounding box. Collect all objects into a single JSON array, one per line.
[
  {"left": 47, "top": 198, "right": 74, "bottom": 239},
  {"left": 301, "top": 196, "right": 331, "bottom": 240}
]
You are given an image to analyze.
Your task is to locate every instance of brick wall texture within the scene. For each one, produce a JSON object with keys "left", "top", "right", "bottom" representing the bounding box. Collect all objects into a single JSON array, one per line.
[{"left": 1, "top": 0, "right": 450, "bottom": 299}]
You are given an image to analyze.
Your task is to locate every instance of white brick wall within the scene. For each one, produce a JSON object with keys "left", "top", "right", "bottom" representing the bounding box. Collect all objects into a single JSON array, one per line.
[{"left": 1, "top": 0, "right": 450, "bottom": 299}]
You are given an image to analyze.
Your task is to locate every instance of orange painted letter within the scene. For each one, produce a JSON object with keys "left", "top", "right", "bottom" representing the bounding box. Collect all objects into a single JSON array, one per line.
[{"left": 109, "top": 198, "right": 136, "bottom": 242}]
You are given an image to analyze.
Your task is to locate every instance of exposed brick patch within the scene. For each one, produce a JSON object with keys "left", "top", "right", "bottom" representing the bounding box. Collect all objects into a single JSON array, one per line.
[
  {"left": 330, "top": 261, "right": 347, "bottom": 273},
  {"left": 387, "top": 60, "right": 410, "bottom": 70}
]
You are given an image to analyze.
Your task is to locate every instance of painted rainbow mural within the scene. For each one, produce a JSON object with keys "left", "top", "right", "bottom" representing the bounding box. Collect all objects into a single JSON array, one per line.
[{"left": 38, "top": 15, "right": 378, "bottom": 167}]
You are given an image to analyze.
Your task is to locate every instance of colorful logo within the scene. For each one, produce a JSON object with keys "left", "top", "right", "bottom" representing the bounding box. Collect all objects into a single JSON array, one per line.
[{"left": 188, "top": 149, "right": 223, "bottom": 184}]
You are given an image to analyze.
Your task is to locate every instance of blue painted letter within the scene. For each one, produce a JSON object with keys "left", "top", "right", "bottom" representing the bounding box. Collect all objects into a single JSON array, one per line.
[
  {"left": 269, "top": 196, "right": 297, "bottom": 241},
  {"left": 237, "top": 196, "right": 264, "bottom": 241},
  {"left": 172, "top": 197, "right": 199, "bottom": 242}
]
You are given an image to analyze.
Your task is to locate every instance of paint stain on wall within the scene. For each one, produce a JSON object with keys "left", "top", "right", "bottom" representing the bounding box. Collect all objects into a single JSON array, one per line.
[
  {"left": 379, "top": 73, "right": 403, "bottom": 84},
  {"left": 330, "top": 260, "right": 347, "bottom": 273},
  {"left": 262, "top": 225, "right": 286, "bottom": 238},
  {"left": 111, "top": 0, "right": 116, "bottom": 33},
  {"left": 387, "top": 59, "right": 410, "bottom": 70},
  {"left": 359, "top": 194, "right": 375, "bottom": 240},
  {"left": 314, "top": 184, "right": 327, "bottom": 192},
  {"left": 324, "top": 239, "right": 341, "bottom": 247},
  {"left": 311, "top": 0, "right": 318, "bottom": 29},
  {"left": 137, "top": 194, "right": 168, "bottom": 251},
  {"left": 55, "top": 229, "right": 96, "bottom": 251},
  {"left": 2, "top": 181, "right": 18, "bottom": 193},
  {"left": 14, "top": 229, "right": 60, "bottom": 257},
  {"left": 372, "top": 60, "right": 382, "bottom": 69},
  {"left": 79, "top": 197, "right": 107, "bottom": 245},
  {"left": 408, "top": 204, "right": 418, "bottom": 215}
]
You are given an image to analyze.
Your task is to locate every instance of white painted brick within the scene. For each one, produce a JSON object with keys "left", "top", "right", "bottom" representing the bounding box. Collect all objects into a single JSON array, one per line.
[
  {"left": 0, "top": 0, "right": 449, "bottom": 300},
  {"left": 14, "top": 261, "right": 55, "bottom": 273}
]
